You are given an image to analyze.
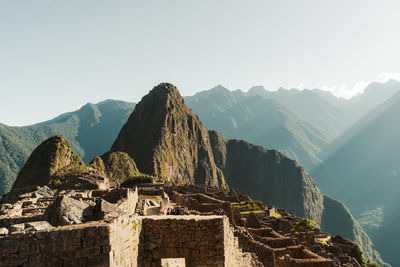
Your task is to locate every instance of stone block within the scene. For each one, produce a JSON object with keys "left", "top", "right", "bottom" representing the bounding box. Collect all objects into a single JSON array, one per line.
[
  {"left": 82, "top": 234, "right": 109, "bottom": 248},
  {"left": 39, "top": 238, "right": 59, "bottom": 253},
  {"left": 0, "top": 228, "right": 9, "bottom": 236},
  {"left": 10, "top": 223, "right": 25, "bottom": 232},
  {"left": 0, "top": 239, "right": 18, "bottom": 254},
  {"left": 85, "top": 225, "right": 109, "bottom": 237},
  {"left": 61, "top": 247, "right": 100, "bottom": 260},
  {"left": 0, "top": 254, "right": 9, "bottom": 266},
  {"left": 63, "top": 258, "right": 88, "bottom": 267},
  {"left": 19, "top": 238, "right": 40, "bottom": 256},
  {"left": 26, "top": 221, "right": 53, "bottom": 231},
  {"left": 101, "top": 245, "right": 111, "bottom": 254},
  {"left": 9, "top": 254, "right": 28, "bottom": 265},
  {"left": 87, "top": 253, "right": 109, "bottom": 267}
]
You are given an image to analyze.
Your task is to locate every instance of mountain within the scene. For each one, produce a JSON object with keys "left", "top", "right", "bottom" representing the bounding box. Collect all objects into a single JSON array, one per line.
[
  {"left": 0, "top": 100, "right": 135, "bottom": 195},
  {"left": 12, "top": 135, "right": 87, "bottom": 189},
  {"left": 110, "top": 83, "right": 226, "bottom": 187},
  {"left": 311, "top": 89, "right": 400, "bottom": 266},
  {"left": 2, "top": 82, "right": 387, "bottom": 265},
  {"left": 90, "top": 151, "right": 143, "bottom": 183},
  {"left": 247, "top": 87, "right": 349, "bottom": 139},
  {"left": 208, "top": 130, "right": 387, "bottom": 266},
  {"left": 186, "top": 86, "right": 332, "bottom": 170},
  {"left": 186, "top": 80, "right": 400, "bottom": 172},
  {"left": 209, "top": 130, "right": 324, "bottom": 222},
  {"left": 345, "top": 80, "right": 400, "bottom": 124}
]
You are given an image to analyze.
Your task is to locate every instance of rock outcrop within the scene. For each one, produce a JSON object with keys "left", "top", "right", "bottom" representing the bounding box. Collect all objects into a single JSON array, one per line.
[
  {"left": 110, "top": 83, "right": 226, "bottom": 187},
  {"left": 209, "top": 130, "right": 324, "bottom": 224},
  {"left": 322, "top": 196, "right": 387, "bottom": 266},
  {"left": 12, "top": 135, "right": 87, "bottom": 189}
]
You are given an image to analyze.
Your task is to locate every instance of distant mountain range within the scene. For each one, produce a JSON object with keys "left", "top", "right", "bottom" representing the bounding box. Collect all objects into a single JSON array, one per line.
[
  {"left": 0, "top": 100, "right": 135, "bottom": 194},
  {"left": 311, "top": 89, "right": 400, "bottom": 265},
  {"left": 1, "top": 80, "right": 399, "bottom": 266},
  {"left": 185, "top": 80, "right": 400, "bottom": 170},
  {"left": 5, "top": 83, "right": 387, "bottom": 266}
]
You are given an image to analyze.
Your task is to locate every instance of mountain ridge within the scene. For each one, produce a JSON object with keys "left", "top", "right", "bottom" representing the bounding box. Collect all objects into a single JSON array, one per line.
[{"left": 0, "top": 100, "right": 136, "bottom": 195}]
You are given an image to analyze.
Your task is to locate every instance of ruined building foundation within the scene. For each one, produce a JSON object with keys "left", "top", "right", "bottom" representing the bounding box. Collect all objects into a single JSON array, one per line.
[{"left": 0, "top": 214, "right": 250, "bottom": 267}]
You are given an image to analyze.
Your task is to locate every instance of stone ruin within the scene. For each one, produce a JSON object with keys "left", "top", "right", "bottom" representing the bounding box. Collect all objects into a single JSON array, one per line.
[{"left": 0, "top": 182, "right": 365, "bottom": 267}]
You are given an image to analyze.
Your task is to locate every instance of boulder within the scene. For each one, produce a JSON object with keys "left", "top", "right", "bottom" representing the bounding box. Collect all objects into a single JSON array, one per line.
[
  {"left": 0, "top": 228, "right": 9, "bottom": 235},
  {"left": 46, "top": 195, "right": 93, "bottom": 226},
  {"left": 94, "top": 199, "right": 121, "bottom": 219},
  {"left": 26, "top": 221, "right": 53, "bottom": 231},
  {"left": 32, "top": 186, "right": 54, "bottom": 198},
  {"left": 10, "top": 223, "right": 25, "bottom": 232}
]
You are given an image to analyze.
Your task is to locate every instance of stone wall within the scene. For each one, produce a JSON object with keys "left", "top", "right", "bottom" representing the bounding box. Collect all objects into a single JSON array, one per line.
[
  {"left": 0, "top": 212, "right": 287, "bottom": 267},
  {"left": 223, "top": 216, "right": 262, "bottom": 267},
  {"left": 139, "top": 215, "right": 226, "bottom": 267},
  {"left": 138, "top": 215, "right": 256, "bottom": 267},
  {"left": 0, "top": 222, "right": 110, "bottom": 267},
  {"left": 234, "top": 229, "right": 275, "bottom": 267},
  {"left": 109, "top": 215, "right": 141, "bottom": 267}
]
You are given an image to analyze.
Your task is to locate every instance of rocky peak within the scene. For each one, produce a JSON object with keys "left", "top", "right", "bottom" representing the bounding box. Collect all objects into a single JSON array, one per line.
[
  {"left": 12, "top": 135, "right": 87, "bottom": 189},
  {"left": 111, "top": 83, "right": 226, "bottom": 187}
]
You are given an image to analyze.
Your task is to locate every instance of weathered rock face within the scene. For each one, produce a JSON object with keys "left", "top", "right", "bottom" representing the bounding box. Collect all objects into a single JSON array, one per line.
[
  {"left": 209, "top": 130, "right": 387, "bottom": 266},
  {"left": 322, "top": 196, "right": 387, "bottom": 266},
  {"left": 111, "top": 83, "right": 225, "bottom": 187},
  {"left": 209, "top": 130, "right": 324, "bottom": 224},
  {"left": 12, "top": 135, "right": 87, "bottom": 189},
  {"left": 45, "top": 195, "right": 93, "bottom": 226}
]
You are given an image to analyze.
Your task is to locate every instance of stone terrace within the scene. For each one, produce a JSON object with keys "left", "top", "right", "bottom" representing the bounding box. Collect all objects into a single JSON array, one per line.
[{"left": 0, "top": 184, "right": 364, "bottom": 267}]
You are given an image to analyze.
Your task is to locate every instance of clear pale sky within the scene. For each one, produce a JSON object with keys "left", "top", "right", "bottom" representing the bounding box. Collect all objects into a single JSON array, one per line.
[{"left": 1, "top": 0, "right": 400, "bottom": 126}]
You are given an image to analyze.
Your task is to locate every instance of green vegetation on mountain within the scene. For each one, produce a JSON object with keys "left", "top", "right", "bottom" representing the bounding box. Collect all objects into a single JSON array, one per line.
[
  {"left": 111, "top": 83, "right": 226, "bottom": 187},
  {"left": 321, "top": 196, "right": 387, "bottom": 266},
  {"left": 209, "top": 130, "right": 324, "bottom": 222},
  {"left": 90, "top": 151, "right": 141, "bottom": 183},
  {"left": 0, "top": 100, "right": 135, "bottom": 195},
  {"left": 291, "top": 218, "right": 318, "bottom": 233},
  {"left": 209, "top": 130, "right": 387, "bottom": 266},
  {"left": 2, "top": 82, "right": 397, "bottom": 266},
  {"left": 12, "top": 135, "right": 88, "bottom": 189}
]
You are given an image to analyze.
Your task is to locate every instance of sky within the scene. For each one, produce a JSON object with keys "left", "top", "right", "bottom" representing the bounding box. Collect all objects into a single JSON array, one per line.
[{"left": 1, "top": 0, "right": 400, "bottom": 126}]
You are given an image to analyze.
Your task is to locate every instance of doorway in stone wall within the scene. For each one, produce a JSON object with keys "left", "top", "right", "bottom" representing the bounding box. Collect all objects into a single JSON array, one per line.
[{"left": 161, "top": 258, "right": 186, "bottom": 267}]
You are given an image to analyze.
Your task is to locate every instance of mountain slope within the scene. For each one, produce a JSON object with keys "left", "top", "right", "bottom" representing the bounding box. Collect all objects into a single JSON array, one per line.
[
  {"left": 186, "top": 88, "right": 331, "bottom": 170},
  {"left": 311, "top": 90, "right": 400, "bottom": 266},
  {"left": 186, "top": 81, "right": 400, "bottom": 171},
  {"left": 12, "top": 135, "right": 87, "bottom": 189},
  {"left": 208, "top": 130, "right": 387, "bottom": 266},
  {"left": 111, "top": 83, "right": 226, "bottom": 187},
  {"left": 0, "top": 100, "right": 135, "bottom": 195},
  {"left": 248, "top": 87, "right": 348, "bottom": 138}
]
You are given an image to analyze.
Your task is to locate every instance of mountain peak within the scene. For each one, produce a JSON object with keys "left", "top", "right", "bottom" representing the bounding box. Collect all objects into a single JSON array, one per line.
[
  {"left": 149, "top": 83, "right": 181, "bottom": 99},
  {"left": 110, "top": 83, "right": 226, "bottom": 187},
  {"left": 12, "top": 135, "right": 87, "bottom": 189},
  {"left": 248, "top": 85, "right": 267, "bottom": 95}
]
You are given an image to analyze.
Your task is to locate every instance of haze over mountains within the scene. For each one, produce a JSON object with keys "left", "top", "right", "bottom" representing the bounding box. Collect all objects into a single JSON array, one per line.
[
  {"left": 1, "top": 80, "right": 399, "bottom": 265},
  {"left": 311, "top": 89, "right": 400, "bottom": 265},
  {"left": 185, "top": 80, "right": 400, "bottom": 170},
  {"left": 0, "top": 100, "right": 135, "bottom": 194}
]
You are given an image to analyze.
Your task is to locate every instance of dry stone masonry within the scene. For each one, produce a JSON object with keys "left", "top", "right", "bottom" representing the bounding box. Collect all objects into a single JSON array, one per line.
[{"left": 0, "top": 183, "right": 367, "bottom": 266}]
